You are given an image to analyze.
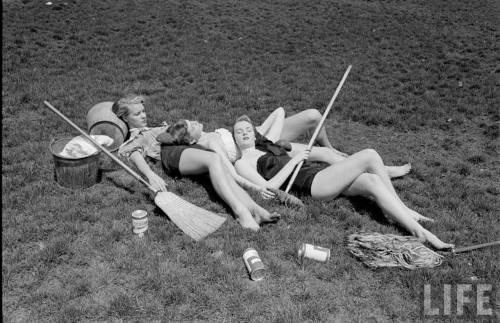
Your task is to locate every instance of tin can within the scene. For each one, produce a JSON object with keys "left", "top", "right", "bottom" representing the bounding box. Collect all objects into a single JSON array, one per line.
[
  {"left": 131, "top": 210, "right": 148, "bottom": 237},
  {"left": 298, "top": 243, "right": 330, "bottom": 262},
  {"left": 242, "top": 248, "right": 266, "bottom": 281}
]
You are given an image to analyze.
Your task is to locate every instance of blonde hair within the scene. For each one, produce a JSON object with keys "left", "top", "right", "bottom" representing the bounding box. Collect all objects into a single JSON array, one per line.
[{"left": 112, "top": 94, "right": 145, "bottom": 119}]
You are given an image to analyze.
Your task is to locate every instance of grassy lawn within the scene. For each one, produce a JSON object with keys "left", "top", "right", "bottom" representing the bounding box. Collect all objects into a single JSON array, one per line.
[{"left": 2, "top": 0, "right": 499, "bottom": 322}]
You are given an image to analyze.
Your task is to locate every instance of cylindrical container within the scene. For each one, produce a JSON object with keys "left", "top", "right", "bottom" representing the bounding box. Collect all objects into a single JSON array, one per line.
[
  {"left": 242, "top": 248, "right": 266, "bottom": 281},
  {"left": 131, "top": 210, "right": 148, "bottom": 237},
  {"left": 86, "top": 102, "right": 128, "bottom": 152},
  {"left": 50, "top": 138, "right": 100, "bottom": 189},
  {"left": 298, "top": 243, "right": 330, "bottom": 263}
]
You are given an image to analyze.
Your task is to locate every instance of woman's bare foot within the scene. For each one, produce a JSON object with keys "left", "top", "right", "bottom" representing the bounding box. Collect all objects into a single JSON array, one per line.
[
  {"left": 416, "top": 229, "right": 454, "bottom": 250},
  {"left": 386, "top": 163, "right": 411, "bottom": 178},
  {"left": 235, "top": 207, "right": 260, "bottom": 231},
  {"left": 252, "top": 207, "right": 281, "bottom": 225}
]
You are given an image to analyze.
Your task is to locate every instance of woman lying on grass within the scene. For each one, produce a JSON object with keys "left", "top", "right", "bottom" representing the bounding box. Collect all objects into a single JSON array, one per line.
[
  {"left": 230, "top": 115, "right": 454, "bottom": 250},
  {"left": 233, "top": 107, "right": 411, "bottom": 179},
  {"left": 113, "top": 94, "right": 278, "bottom": 231},
  {"left": 158, "top": 107, "right": 411, "bottom": 188}
]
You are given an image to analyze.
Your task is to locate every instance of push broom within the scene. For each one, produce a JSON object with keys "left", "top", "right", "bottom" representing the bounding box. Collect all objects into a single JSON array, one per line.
[
  {"left": 285, "top": 65, "right": 352, "bottom": 193},
  {"left": 44, "top": 101, "right": 226, "bottom": 241}
]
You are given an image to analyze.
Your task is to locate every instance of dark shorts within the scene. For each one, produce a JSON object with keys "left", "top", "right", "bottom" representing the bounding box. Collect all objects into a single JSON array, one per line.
[
  {"left": 285, "top": 163, "right": 328, "bottom": 196},
  {"left": 160, "top": 144, "right": 212, "bottom": 177}
]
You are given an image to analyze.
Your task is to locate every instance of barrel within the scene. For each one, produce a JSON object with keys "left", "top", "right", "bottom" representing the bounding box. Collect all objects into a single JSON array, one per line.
[
  {"left": 50, "top": 138, "right": 101, "bottom": 189},
  {"left": 86, "top": 102, "right": 128, "bottom": 152}
]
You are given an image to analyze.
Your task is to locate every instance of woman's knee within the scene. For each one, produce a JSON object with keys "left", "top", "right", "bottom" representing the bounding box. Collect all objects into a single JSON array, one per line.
[
  {"left": 359, "top": 148, "right": 383, "bottom": 165},
  {"left": 303, "top": 109, "right": 322, "bottom": 125}
]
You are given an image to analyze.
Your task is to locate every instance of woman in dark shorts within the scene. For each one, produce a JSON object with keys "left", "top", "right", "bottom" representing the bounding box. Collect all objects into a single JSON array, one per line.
[
  {"left": 232, "top": 115, "right": 454, "bottom": 250},
  {"left": 113, "top": 94, "right": 279, "bottom": 231}
]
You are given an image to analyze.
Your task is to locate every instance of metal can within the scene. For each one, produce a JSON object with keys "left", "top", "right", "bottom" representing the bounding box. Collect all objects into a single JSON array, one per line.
[
  {"left": 242, "top": 248, "right": 266, "bottom": 281},
  {"left": 298, "top": 243, "right": 330, "bottom": 262},
  {"left": 131, "top": 210, "right": 148, "bottom": 237}
]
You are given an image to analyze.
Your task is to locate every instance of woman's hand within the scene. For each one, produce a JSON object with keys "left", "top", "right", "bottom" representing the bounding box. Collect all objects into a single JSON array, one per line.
[
  {"left": 258, "top": 186, "right": 276, "bottom": 200},
  {"left": 292, "top": 148, "right": 311, "bottom": 164},
  {"left": 146, "top": 172, "right": 168, "bottom": 192},
  {"left": 248, "top": 183, "right": 276, "bottom": 199}
]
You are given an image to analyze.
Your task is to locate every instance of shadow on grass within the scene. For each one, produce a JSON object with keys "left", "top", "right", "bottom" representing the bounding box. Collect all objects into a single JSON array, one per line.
[{"left": 347, "top": 196, "right": 392, "bottom": 226}]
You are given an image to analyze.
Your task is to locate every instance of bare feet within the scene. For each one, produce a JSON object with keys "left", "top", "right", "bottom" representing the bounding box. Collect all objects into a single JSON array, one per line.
[
  {"left": 238, "top": 216, "right": 260, "bottom": 231},
  {"left": 234, "top": 206, "right": 260, "bottom": 231},
  {"left": 386, "top": 163, "right": 411, "bottom": 178},
  {"left": 416, "top": 229, "right": 454, "bottom": 250},
  {"left": 252, "top": 207, "right": 281, "bottom": 225}
]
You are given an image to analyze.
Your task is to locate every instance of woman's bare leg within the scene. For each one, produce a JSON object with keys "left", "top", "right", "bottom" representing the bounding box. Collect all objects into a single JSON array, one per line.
[
  {"left": 289, "top": 140, "right": 411, "bottom": 179},
  {"left": 280, "top": 109, "right": 334, "bottom": 149},
  {"left": 217, "top": 163, "right": 280, "bottom": 225},
  {"left": 308, "top": 150, "right": 394, "bottom": 199},
  {"left": 256, "top": 107, "right": 285, "bottom": 142},
  {"left": 289, "top": 143, "right": 344, "bottom": 164},
  {"left": 178, "top": 149, "right": 260, "bottom": 230},
  {"left": 352, "top": 150, "right": 430, "bottom": 221},
  {"left": 341, "top": 174, "right": 453, "bottom": 250}
]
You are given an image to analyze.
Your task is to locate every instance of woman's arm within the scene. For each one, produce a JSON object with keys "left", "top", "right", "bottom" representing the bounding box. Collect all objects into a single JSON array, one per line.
[
  {"left": 255, "top": 107, "right": 285, "bottom": 142},
  {"left": 235, "top": 150, "right": 309, "bottom": 190},
  {"left": 205, "top": 136, "right": 273, "bottom": 197},
  {"left": 129, "top": 151, "right": 167, "bottom": 192}
]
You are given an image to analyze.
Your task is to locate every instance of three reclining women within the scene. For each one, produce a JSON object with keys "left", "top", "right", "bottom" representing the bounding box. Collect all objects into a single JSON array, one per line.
[{"left": 113, "top": 94, "right": 453, "bottom": 250}]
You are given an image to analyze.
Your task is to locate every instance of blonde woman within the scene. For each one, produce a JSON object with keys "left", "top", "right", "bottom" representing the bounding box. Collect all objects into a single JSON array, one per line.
[{"left": 113, "top": 94, "right": 279, "bottom": 231}]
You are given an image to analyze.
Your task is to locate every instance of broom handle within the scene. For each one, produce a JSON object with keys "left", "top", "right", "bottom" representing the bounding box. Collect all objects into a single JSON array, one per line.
[
  {"left": 452, "top": 241, "right": 500, "bottom": 253},
  {"left": 285, "top": 65, "right": 352, "bottom": 193},
  {"left": 43, "top": 101, "right": 157, "bottom": 193}
]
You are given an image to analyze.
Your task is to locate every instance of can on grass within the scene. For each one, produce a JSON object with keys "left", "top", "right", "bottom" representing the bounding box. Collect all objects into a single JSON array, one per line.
[
  {"left": 298, "top": 243, "right": 330, "bottom": 263},
  {"left": 242, "top": 248, "right": 266, "bottom": 281},
  {"left": 131, "top": 210, "right": 148, "bottom": 237}
]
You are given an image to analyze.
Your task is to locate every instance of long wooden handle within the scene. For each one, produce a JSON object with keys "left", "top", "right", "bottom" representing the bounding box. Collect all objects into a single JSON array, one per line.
[
  {"left": 285, "top": 65, "right": 352, "bottom": 193},
  {"left": 452, "top": 241, "right": 500, "bottom": 253},
  {"left": 44, "top": 100, "right": 156, "bottom": 192}
]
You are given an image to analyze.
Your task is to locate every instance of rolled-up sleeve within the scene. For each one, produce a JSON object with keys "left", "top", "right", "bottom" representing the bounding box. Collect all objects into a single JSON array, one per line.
[{"left": 118, "top": 136, "right": 145, "bottom": 160}]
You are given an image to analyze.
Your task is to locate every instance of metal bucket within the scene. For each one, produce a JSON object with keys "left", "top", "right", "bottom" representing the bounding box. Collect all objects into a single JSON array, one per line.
[
  {"left": 86, "top": 102, "right": 128, "bottom": 152},
  {"left": 50, "top": 138, "right": 101, "bottom": 189}
]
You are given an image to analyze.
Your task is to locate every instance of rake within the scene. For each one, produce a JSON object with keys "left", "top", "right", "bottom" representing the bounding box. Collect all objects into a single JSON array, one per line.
[{"left": 44, "top": 101, "right": 226, "bottom": 241}]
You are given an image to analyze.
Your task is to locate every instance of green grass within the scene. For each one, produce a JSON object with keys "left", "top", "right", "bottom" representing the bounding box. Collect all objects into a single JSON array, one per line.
[{"left": 2, "top": 0, "right": 499, "bottom": 322}]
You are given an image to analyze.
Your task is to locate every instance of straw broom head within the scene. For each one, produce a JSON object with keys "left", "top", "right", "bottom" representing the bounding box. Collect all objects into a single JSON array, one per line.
[
  {"left": 155, "top": 192, "right": 227, "bottom": 241},
  {"left": 43, "top": 101, "right": 227, "bottom": 241},
  {"left": 268, "top": 187, "right": 305, "bottom": 208}
]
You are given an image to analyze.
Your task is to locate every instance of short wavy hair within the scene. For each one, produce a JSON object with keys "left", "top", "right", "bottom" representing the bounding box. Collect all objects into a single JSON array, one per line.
[
  {"left": 167, "top": 120, "right": 192, "bottom": 145},
  {"left": 111, "top": 94, "right": 145, "bottom": 120},
  {"left": 233, "top": 115, "right": 260, "bottom": 139}
]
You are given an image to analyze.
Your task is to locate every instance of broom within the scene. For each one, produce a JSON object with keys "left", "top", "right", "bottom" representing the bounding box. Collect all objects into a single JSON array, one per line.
[
  {"left": 44, "top": 101, "right": 226, "bottom": 241},
  {"left": 267, "top": 187, "right": 304, "bottom": 208},
  {"left": 285, "top": 65, "right": 352, "bottom": 193}
]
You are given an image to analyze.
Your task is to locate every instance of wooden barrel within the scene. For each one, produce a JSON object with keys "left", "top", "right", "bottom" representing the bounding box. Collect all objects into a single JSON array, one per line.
[
  {"left": 86, "top": 102, "right": 128, "bottom": 152},
  {"left": 50, "top": 138, "right": 101, "bottom": 189}
]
